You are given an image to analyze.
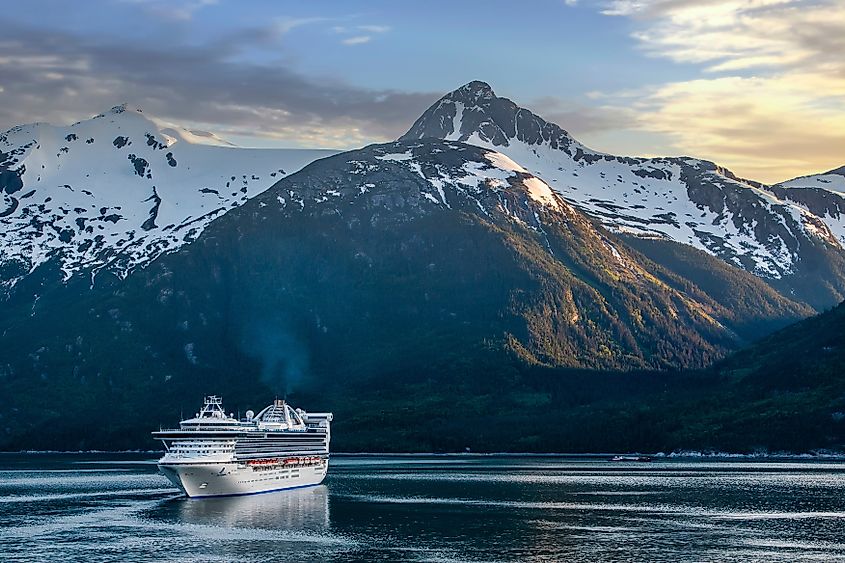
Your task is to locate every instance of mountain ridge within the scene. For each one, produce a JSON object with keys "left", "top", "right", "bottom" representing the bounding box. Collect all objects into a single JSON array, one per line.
[
  {"left": 401, "top": 81, "right": 845, "bottom": 309},
  {"left": 4, "top": 87, "right": 844, "bottom": 309}
]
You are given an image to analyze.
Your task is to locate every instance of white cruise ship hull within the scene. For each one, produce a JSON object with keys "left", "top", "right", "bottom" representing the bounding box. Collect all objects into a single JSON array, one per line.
[{"left": 159, "top": 460, "right": 329, "bottom": 498}]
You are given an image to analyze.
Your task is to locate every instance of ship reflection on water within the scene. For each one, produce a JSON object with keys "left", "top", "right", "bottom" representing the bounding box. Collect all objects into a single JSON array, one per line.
[{"left": 172, "top": 485, "right": 330, "bottom": 531}]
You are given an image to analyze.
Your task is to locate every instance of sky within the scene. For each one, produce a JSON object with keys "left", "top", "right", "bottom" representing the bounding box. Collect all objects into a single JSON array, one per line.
[{"left": 0, "top": 0, "right": 842, "bottom": 183}]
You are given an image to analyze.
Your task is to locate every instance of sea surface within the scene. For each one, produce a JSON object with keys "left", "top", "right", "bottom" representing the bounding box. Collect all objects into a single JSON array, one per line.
[{"left": 2, "top": 454, "right": 845, "bottom": 562}]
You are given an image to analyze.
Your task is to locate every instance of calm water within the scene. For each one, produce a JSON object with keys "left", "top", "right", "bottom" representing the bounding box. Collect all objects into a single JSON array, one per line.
[{"left": 2, "top": 454, "right": 845, "bottom": 562}]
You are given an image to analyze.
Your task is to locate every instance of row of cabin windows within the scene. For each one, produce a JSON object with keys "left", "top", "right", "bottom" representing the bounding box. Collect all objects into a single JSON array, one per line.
[
  {"left": 240, "top": 472, "right": 299, "bottom": 484},
  {"left": 174, "top": 441, "right": 235, "bottom": 445},
  {"left": 173, "top": 447, "right": 233, "bottom": 454}
]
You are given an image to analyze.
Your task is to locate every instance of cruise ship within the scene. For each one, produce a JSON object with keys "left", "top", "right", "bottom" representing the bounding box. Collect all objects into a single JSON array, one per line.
[{"left": 152, "top": 396, "right": 332, "bottom": 498}]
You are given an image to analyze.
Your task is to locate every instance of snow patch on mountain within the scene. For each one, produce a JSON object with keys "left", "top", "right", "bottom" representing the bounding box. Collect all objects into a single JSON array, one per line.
[
  {"left": 484, "top": 151, "right": 527, "bottom": 174},
  {"left": 374, "top": 142, "right": 566, "bottom": 218},
  {"left": 522, "top": 177, "right": 561, "bottom": 211},
  {"left": 375, "top": 151, "right": 415, "bottom": 162},
  {"left": 0, "top": 105, "right": 336, "bottom": 289}
]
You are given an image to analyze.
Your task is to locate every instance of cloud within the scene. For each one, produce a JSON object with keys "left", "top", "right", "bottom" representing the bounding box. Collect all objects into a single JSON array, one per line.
[
  {"left": 0, "top": 20, "right": 437, "bottom": 149},
  {"left": 528, "top": 96, "right": 639, "bottom": 136},
  {"left": 120, "top": 0, "right": 218, "bottom": 21},
  {"left": 610, "top": 74, "right": 845, "bottom": 182},
  {"left": 357, "top": 25, "right": 391, "bottom": 33},
  {"left": 597, "top": 0, "right": 845, "bottom": 182},
  {"left": 334, "top": 24, "right": 390, "bottom": 46},
  {"left": 273, "top": 17, "right": 327, "bottom": 35},
  {"left": 342, "top": 35, "right": 372, "bottom": 46},
  {"left": 604, "top": 0, "right": 845, "bottom": 73}
]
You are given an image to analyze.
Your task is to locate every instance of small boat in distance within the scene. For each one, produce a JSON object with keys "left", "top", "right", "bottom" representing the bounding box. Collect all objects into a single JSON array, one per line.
[
  {"left": 152, "top": 396, "right": 332, "bottom": 498},
  {"left": 609, "top": 455, "right": 653, "bottom": 462}
]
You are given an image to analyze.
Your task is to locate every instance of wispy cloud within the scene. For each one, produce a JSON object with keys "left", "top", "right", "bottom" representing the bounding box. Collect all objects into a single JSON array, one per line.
[
  {"left": 599, "top": 74, "right": 845, "bottom": 181},
  {"left": 597, "top": 0, "right": 845, "bottom": 182},
  {"left": 342, "top": 35, "right": 372, "bottom": 46},
  {"left": 333, "top": 23, "right": 390, "bottom": 46},
  {"left": 357, "top": 25, "right": 391, "bottom": 33},
  {"left": 602, "top": 0, "right": 844, "bottom": 73},
  {"left": 529, "top": 96, "right": 638, "bottom": 135},
  {"left": 273, "top": 17, "right": 326, "bottom": 35},
  {"left": 0, "top": 20, "right": 437, "bottom": 149},
  {"left": 120, "top": 0, "right": 218, "bottom": 21}
]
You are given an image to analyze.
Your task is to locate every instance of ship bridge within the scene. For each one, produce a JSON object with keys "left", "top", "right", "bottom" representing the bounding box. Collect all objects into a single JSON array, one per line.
[{"left": 178, "top": 395, "right": 241, "bottom": 431}]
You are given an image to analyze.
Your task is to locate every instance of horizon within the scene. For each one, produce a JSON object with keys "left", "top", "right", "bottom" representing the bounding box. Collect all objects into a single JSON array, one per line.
[{"left": 1, "top": 0, "right": 842, "bottom": 184}]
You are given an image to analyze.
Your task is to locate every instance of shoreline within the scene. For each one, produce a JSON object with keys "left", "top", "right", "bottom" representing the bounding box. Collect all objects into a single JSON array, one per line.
[{"left": 3, "top": 450, "right": 845, "bottom": 460}]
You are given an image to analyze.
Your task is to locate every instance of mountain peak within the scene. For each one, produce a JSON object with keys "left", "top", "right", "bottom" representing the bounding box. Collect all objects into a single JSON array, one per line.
[
  {"left": 94, "top": 103, "right": 144, "bottom": 119},
  {"left": 453, "top": 80, "right": 495, "bottom": 101},
  {"left": 401, "top": 80, "right": 580, "bottom": 154},
  {"left": 400, "top": 82, "right": 845, "bottom": 299}
]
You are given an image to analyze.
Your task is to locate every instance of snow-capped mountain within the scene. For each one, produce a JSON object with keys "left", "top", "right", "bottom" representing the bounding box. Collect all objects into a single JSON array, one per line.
[
  {"left": 0, "top": 104, "right": 335, "bottom": 290},
  {"left": 768, "top": 166, "right": 845, "bottom": 246},
  {"left": 401, "top": 82, "right": 845, "bottom": 307},
  {"left": 0, "top": 140, "right": 814, "bottom": 450}
]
